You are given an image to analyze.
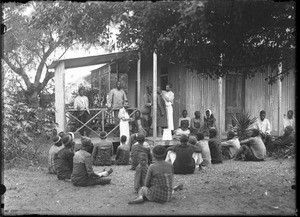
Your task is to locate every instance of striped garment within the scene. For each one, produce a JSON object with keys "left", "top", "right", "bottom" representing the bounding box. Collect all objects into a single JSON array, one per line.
[{"left": 145, "top": 173, "right": 173, "bottom": 203}]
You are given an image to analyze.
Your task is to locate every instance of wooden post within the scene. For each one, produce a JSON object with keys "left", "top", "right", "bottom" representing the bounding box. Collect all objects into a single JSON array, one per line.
[
  {"left": 218, "top": 77, "right": 222, "bottom": 138},
  {"left": 116, "top": 61, "right": 119, "bottom": 81},
  {"left": 137, "top": 52, "right": 141, "bottom": 110},
  {"left": 54, "top": 61, "right": 66, "bottom": 133},
  {"left": 153, "top": 51, "right": 158, "bottom": 140},
  {"left": 278, "top": 62, "right": 282, "bottom": 136}
]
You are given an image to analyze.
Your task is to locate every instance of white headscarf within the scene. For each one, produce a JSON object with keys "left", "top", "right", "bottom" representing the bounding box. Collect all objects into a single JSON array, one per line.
[{"left": 206, "top": 109, "right": 212, "bottom": 117}]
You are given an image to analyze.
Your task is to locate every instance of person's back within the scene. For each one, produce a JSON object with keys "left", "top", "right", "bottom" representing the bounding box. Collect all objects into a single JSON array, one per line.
[
  {"left": 208, "top": 129, "right": 222, "bottom": 164},
  {"left": 92, "top": 132, "right": 113, "bottom": 166},
  {"left": 56, "top": 144, "right": 74, "bottom": 180},
  {"left": 115, "top": 136, "right": 130, "bottom": 165},
  {"left": 247, "top": 136, "right": 266, "bottom": 160},
  {"left": 173, "top": 143, "right": 196, "bottom": 174},
  {"left": 197, "top": 140, "right": 211, "bottom": 166},
  {"left": 131, "top": 141, "right": 151, "bottom": 170}
]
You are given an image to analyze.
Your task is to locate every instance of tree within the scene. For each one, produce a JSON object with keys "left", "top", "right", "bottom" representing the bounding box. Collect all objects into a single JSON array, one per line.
[
  {"left": 109, "top": 1, "right": 295, "bottom": 82},
  {"left": 3, "top": 2, "right": 114, "bottom": 106}
]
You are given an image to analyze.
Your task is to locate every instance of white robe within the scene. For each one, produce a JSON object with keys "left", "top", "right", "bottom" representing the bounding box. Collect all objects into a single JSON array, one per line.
[
  {"left": 118, "top": 107, "right": 130, "bottom": 143},
  {"left": 162, "top": 91, "right": 174, "bottom": 130}
]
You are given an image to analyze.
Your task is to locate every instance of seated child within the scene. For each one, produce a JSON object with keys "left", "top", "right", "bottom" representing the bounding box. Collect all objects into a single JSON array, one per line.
[
  {"left": 208, "top": 129, "right": 223, "bottom": 164},
  {"left": 174, "top": 121, "right": 190, "bottom": 137},
  {"left": 203, "top": 109, "right": 217, "bottom": 137},
  {"left": 134, "top": 153, "right": 149, "bottom": 193},
  {"left": 196, "top": 132, "right": 211, "bottom": 168},
  {"left": 221, "top": 131, "right": 241, "bottom": 159},
  {"left": 190, "top": 111, "right": 202, "bottom": 135},
  {"left": 115, "top": 135, "right": 130, "bottom": 165},
  {"left": 128, "top": 145, "right": 184, "bottom": 204},
  {"left": 178, "top": 109, "right": 191, "bottom": 129},
  {"left": 48, "top": 136, "right": 64, "bottom": 174}
]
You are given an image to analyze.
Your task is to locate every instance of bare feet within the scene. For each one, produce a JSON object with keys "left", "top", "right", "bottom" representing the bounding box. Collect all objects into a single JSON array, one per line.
[{"left": 173, "top": 183, "right": 183, "bottom": 191}]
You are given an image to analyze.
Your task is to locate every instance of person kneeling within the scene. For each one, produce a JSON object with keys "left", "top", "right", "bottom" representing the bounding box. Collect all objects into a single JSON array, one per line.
[
  {"left": 128, "top": 145, "right": 183, "bottom": 204},
  {"left": 71, "top": 136, "right": 113, "bottom": 187}
]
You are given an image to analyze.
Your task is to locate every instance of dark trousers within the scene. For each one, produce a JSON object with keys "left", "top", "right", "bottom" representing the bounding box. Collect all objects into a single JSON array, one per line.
[
  {"left": 77, "top": 111, "right": 91, "bottom": 137},
  {"left": 73, "top": 177, "right": 111, "bottom": 187}
]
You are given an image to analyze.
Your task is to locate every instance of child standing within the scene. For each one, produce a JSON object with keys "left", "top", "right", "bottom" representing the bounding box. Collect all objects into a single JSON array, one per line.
[{"left": 134, "top": 153, "right": 148, "bottom": 193}]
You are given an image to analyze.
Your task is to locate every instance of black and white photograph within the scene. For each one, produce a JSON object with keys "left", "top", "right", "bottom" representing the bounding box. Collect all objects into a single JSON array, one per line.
[{"left": 1, "top": 0, "right": 296, "bottom": 215}]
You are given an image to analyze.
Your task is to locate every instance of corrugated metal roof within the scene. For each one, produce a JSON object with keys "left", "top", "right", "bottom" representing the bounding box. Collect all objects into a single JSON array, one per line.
[{"left": 49, "top": 51, "right": 136, "bottom": 69}]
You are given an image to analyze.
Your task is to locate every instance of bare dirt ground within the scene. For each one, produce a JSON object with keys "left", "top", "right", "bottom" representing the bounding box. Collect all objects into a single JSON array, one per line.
[{"left": 2, "top": 146, "right": 296, "bottom": 216}]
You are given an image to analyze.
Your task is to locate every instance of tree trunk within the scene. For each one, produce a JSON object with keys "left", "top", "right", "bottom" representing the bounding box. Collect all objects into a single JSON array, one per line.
[{"left": 24, "top": 90, "right": 40, "bottom": 108}]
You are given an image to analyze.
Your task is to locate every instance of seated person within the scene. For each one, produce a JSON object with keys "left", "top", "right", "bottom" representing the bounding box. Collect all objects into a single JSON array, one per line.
[
  {"left": 56, "top": 134, "right": 75, "bottom": 180},
  {"left": 208, "top": 129, "right": 223, "bottom": 164},
  {"left": 132, "top": 110, "right": 149, "bottom": 137},
  {"left": 115, "top": 135, "right": 130, "bottom": 165},
  {"left": 128, "top": 145, "right": 184, "bottom": 204},
  {"left": 190, "top": 111, "right": 202, "bottom": 135},
  {"left": 196, "top": 132, "right": 211, "bottom": 167},
  {"left": 71, "top": 137, "right": 113, "bottom": 187},
  {"left": 234, "top": 129, "right": 266, "bottom": 161},
  {"left": 48, "top": 136, "right": 64, "bottom": 174},
  {"left": 92, "top": 132, "right": 113, "bottom": 166},
  {"left": 130, "top": 134, "right": 152, "bottom": 170},
  {"left": 227, "top": 119, "right": 238, "bottom": 136},
  {"left": 270, "top": 126, "right": 295, "bottom": 152},
  {"left": 174, "top": 121, "right": 190, "bottom": 137},
  {"left": 221, "top": 131, "right": 241, "bottom": 159},
  {"left": 188, "top": 136, "right": 203, "bottom": 168},
  {"left": 165, "top": 134, "right": 201, "bottom": 174},
  {"left": 282, "top": 110, "right": 295, "bottom": 134},
  {"left": 178, "top": 109, "right": 191, "bottom": 129},
  {"left": 134, "top": 153, "right": 148, "bottom": 193},
  {"left": 202, "top": 109, "right": 217, "bottom": 137},
  {"left": 254, "top": 110, "right": 273, "bottom": 151}
]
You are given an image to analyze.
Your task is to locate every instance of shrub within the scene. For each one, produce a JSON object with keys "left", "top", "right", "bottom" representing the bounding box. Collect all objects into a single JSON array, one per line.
[{"left": 231, "top": 112, "right": 257, "bottom": 141}]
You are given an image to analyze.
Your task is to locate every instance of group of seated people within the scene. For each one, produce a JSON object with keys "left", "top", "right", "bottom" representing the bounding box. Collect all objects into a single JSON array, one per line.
[{"left": 48, "top": 108, "right": 295, "bottom": 204}]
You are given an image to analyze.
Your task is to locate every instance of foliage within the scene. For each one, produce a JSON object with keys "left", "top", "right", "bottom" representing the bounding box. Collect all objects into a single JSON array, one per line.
[
  {"left": 108, "top": 1, "right": 295, "bottom": 82},
  {"left": 231, "top": 112, "right": 257, "bottom": 141},
  {"left": 3, "top": 2, "right": 114, "bottom": 106}
]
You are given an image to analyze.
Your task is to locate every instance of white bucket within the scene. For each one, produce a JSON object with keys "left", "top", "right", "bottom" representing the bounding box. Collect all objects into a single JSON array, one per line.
[{"left": 162, "top": 129, "right": 172, "bottom": 141}]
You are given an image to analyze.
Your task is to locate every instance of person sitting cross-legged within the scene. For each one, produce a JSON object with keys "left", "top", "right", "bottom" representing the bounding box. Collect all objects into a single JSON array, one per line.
[
  {"left": 71, "top": 137, "right": 113, "bottom": 187},
  {"left": 269, "top": 126, "right": 295, "bottom": 153},
  {"left": 234, "top": 129, "right": 266, "bottom": 162},
  {"left": 165, "top": 134, "right": 201, "bottom": 174},
  {"left": 128, "top": 145, "right": 184, "bottom": 204},
  {"left": 196, "top": 132, "right": 211, "bottom": 169},
  {"left": 208, "top": 129, "right": 223, "bottom": 164},
  {"left": 92, "top": 132, "right": 113, "bottom": 166},
  {"left": 221, "top": 131, "right": 241, "bottom": 159},
  {"left": 190, "top": 111, "right": 202, "bottom": 135},
  {"left": 174, "top": 121, "right": 190, "bottom": 137}
]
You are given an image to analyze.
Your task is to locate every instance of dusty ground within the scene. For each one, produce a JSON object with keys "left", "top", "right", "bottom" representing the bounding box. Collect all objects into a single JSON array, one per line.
[{"left": 2, "top": 147, "right": 296, "bottom": 216}]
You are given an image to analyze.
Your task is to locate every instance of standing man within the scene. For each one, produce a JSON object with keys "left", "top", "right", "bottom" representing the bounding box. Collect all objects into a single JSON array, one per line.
[
  {"left": 74, "top": 86, "right": 91, "bottom": 137},
  {"left": 254, "top": 110, "right": 272, "bottom": 152},
  {"left": 161, "top": 83, "right": 174, "bottom": 131},
  {"left": 107, "top": 80, "right": 128, "bottom": 127},
  {"left": 142, "top": 85, "right": 153, "bottom": 129}
]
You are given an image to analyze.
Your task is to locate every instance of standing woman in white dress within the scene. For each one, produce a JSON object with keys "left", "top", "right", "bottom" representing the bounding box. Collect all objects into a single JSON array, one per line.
[
  {"left": 118, "top": 100, "right": 133, "bottom": 143},
  {"left": 161, "top": 83, "right": 174, "bottom": 131}
]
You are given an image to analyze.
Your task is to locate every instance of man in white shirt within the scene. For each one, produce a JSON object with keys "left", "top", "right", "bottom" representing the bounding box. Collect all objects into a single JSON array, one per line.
[
  {"left": 74, "top": 87, "right": 91, "bottom": 137},
  {"left": 107, "top": 80, "right": 128, "bottom": 127},
  {"left": 221, "top": 131, "right": 241, "bottom": 159},
  {"left": 254, "top": 110, "right": 272, "bottom": 152}
]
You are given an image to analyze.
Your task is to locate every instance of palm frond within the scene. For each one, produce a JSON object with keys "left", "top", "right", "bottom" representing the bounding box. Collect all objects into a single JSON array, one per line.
[{"left": 231, "top": 112, "right": 257, "bottom": 141}]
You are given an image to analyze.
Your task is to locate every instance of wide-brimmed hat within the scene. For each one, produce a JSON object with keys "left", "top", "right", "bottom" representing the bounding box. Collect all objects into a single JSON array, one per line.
[
  {"left": 52, "top": 136, "right": 61, "bottom": 144},
  {"left": 153, "top": 145, "right": 166, "bottom": 159},
  {"left": 62, "top": 135, "right": 72, "bottom": 145},
  {"left": 81, "top": 136, "right": 93, "bottom": 148},
  {"left": 100, "top": 131, "right": 107, "bottom": 139}
]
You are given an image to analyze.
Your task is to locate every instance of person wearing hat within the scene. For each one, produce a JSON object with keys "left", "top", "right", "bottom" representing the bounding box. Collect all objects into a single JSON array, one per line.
[
  {"left": 48, "top": 136, "right": 64, "bottom": 174},
  {"left": 74, "top": 86, "right": 91, "bottom": 137},
  {"left": 118, "top": 100, "right": 133, "bottom": 143},
  {"left": 165, "top": 134, "right": 201, "bottom": 174},
  {"left": 128, "top": 145, "right": 183, "bottom": 204},
  {"left": 71, "top": 136, "right": 113, "bottom": 187},
  {"left": 92, "top": 132, "right": 113, "bottom": 166},
  {"left": 56, "top": 134, "right": 75, "bottom": 180},
  {"left": 130, "top": 134, "right": 152, "bottom": 170}
]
